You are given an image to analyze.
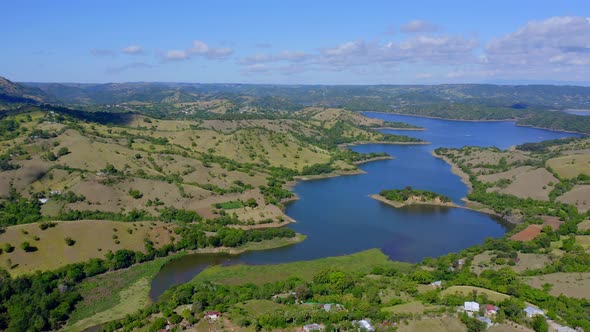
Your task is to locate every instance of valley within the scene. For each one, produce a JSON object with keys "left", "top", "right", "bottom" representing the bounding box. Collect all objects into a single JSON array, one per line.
[{"left": 0, "top": 77, "right": 589, "bottom": 332}]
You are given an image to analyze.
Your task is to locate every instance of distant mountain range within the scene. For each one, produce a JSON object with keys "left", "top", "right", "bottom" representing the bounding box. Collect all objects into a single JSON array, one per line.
[
  {"left": 0, "top": 76, "right": 55, "bottom": 104},
  {"left": 2, "top": 75, "right": 590, "bottom": 110}
]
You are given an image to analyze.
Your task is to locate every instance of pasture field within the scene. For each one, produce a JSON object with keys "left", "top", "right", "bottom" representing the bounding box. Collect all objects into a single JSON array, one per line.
[
  {"left": 381, "top": 301, "right": 442, "bottom": 314},
  {"left": 471, "top": 251, "right": 551, "bottom": 275},
  {"left": 546, "top": 154, "right": 590, "bottom": 179},
  {"left": 0, "top": 220, "right": 176, "bottom": 276},
  {"left": 523, "top": 272, "right": 590, "bottom": 300},
  {"left": 485, "top": 168, "right": 557, "bottom": 201},
  {"left": 63, "top": 255, "right": 176, "bottom": 332},
  {"left": 397, "top": 317, "right": 466, "bottom": 332},
  {"left": 440, "top": 286, "right": 509, "bottom": 302},
  {"left": 556, "top": 185, "right": 590, "bottom": 212},
  {"left": 189, "top": 249, "right": 413, "bottom": 286}
]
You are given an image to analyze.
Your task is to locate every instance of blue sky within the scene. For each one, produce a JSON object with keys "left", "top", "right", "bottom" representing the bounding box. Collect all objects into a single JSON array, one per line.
[{"left": 2, "top": 0, "right": 590, "bottom": 84}]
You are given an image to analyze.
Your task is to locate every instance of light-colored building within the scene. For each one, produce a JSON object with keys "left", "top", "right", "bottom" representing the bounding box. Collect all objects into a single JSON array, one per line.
[
  {"left": 356, "top": 319, "right": 375, "bottom": 331},
  {"left": 464, "top": 301, "right": 480, "bottom": 312},
  {"left": 204, "top": 311, "right": 221, "bottom": 322},
  {"left": 524, "top": 305, "right": 544, "bottom": 318}
]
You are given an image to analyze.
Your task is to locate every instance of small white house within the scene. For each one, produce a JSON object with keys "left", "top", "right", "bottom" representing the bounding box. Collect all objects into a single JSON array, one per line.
[
  {"left": 524, "top": 306, "right": 544, "bottom": 318},
  {"left": 464, "top": 301, "right": 480, "bottom": 312},
  {"left": 431, "top": 280, "right": 442, "bottom": 288},
  {"left": 38, "top": 198, "right": 49, "bottom": 204},
  {"left": 204, "top": 311, "right": 221, "bottom": 322},
  {"left": 356, "top": 319, "right": 375, "bottom": 331}
]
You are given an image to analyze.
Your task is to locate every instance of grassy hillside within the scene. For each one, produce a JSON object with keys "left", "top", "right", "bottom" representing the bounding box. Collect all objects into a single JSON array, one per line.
[
  {"left": 0, "top": 105, "right": 423, "bottom": 276},
  {"left": 0, "top": 220, "right": 176, "bottom": 275},
  {"left": 435, "top": 137, "right": 590, "bottom": 213}
]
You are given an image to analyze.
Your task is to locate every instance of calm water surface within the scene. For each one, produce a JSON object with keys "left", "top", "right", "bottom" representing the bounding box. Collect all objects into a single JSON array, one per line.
[
  {"left": 150, "top": 112, "right": 579, "bottom": 299},
  {"left": 562, "top": 109, "right": 590, "bottom": 116}
]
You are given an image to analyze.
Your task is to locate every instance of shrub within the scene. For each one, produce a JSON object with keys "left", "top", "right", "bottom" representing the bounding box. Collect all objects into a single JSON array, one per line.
[
  {"left": 168, "top": 313, "right": 182, "bottom": 324},
  {"left": 56, "top": 147, "right": 70, "bottom": 157},
  {"left": 39, "top": 222, "right": 57, "bottom": 230},
  {"left": 128, "top": 189, "right": 143, "bottom": 199},
  {"left": 3, "top": 243, "right": 14, "bottom": 253},
  {"left": 21, "top": 241, "right": 37, "bottom": 252},
  {"left": 65, "top": 237, "right": 76, "bottom": 246}
]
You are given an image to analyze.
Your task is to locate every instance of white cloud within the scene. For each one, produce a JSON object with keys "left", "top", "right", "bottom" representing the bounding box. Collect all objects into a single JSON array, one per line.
[
  {"left": 322, "top": 41, "right": 367, "bottom": 57},
  {"left": 400, "top": 20, "right": 440, "bottom": 33},
  {"left": 234, "top": 16, "right": 590, "bottom": 82},
  {"left": 122, "top": 45, "right": 144, "bottom": 55},
  {"left": 485, "top": 16, "right": 590, "bottom": 67},
  {"left": 187, "top": 40, "right": 233, "bottom": 59},
  {"left": 238, "top": 34, "right": 478, "bottom": 76},
  {"left": 163, "top": 40, "right": 233, "bottom": 62},
  {"left": 164, "top": 50, "right": 189, "bottom": 61},
  {"left": 380, "top": 35, "right": 478, "bottom": 64}
]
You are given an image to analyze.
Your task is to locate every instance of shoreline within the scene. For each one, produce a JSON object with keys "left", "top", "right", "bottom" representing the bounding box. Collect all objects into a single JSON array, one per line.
[
  {"left": 365, "top": 111, "right": 518, "bottom": 123},
  {"left": 371, "top": 194, "right": 518, "bottom": 224},
  {"left": 429, "top": 151, "right": 522, "bottom": 225},
  {"left": 462, "top": 198, "right": 523, "bottom": 224},
  {"left": 293, "top": 169, "right": 366, "bottom": 181},
  {"left": 285, "top": 154, "right": 395, "bottom": 188},
  {"left": 353, "top": 155, "right": 394, "bottom": 165},
  {"left": 365, "top": 111, "right": 589, "bottom": 136},
  {"left": 370, "top": 194, "right": 458, "bottom": 208},
  {"left": 431, "top": 151, "right": 473, "bottom": 192},
  {"left": 184, "top": 233, "right": 307, "bottom": 256},
  {"left": 514, "top": 123, "right": 588, "bottom": 136},
  {"left": 339, "top": 140, "right": 430, "bottom": 147},
  {"left": 373, "top": 126, "right": 425, "bottom": 131}
]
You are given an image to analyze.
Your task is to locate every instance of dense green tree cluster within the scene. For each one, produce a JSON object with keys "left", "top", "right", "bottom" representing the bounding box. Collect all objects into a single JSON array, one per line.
[
  {"left": 55, "top": 209, "right": 153, "bottom": 222},
  {"left": 0, "top": 118, "right": 20, "bottom": 140},
  {"left": 0, "top": 269, "right": 82, "bottom": 331},
  {"left": 379, "top": 186, "right": 451, "bottom": 203},
  {"left": 332, "top": 149, "right": 389, "bottom": 164},
  {"left": 518, "top": 111, "right": 590, "bottom": 135},
  {"left": 259, "top": 178, "right": 293, "bottom": 205},
  {"left": 301, "top": 163, "right": 334, "bottom": 176},
  {"left": 0, "top": 190, "right": 42, "bottom": 227},
  {"left": 516, "top": 137, "right": 582, "bottom": 153},
  {"left": 51, "top": 191, "right": 85, "bottom": 203},
  {"left": 158, "top": 207, "right": 202, "bottom": 223}
]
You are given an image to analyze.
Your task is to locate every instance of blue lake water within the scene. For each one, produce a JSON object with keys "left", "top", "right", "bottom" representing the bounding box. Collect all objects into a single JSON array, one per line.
[
  {"left": 562, "top": 109, "right": 590, "bottom": 116},
  {"left": 149, "top": 112, "right": 579, "bottom": 299}
]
